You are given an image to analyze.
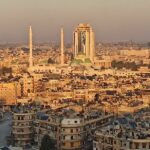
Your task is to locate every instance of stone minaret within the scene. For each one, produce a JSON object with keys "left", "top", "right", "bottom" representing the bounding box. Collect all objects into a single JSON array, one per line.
[
  {"left": 90, "top": 29, "right": 95, "bottom": 62},
  {"left": 29, "top": 26, "right": 33, "bottom": 68},
  {"left": 61, "top": 28, "right": 64, "bottom": 65}
]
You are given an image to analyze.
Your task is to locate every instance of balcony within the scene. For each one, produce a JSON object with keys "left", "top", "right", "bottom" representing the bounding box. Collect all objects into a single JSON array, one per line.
[
  {"left": 14, "top": 137, "right": 32, "bottom": 141},
  {"left": 12, "top": 131, "right": 32, "bottom": 134}
]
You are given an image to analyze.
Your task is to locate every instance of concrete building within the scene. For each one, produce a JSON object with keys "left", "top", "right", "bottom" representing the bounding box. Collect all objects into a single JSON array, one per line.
[
  {"left": 19, "top": 74, "right": 34, "bottom": 97},
  {"left": 34, "top": 109, "right": 113, "bottom": 150},
  {"left": 0, "top": 82, "right": 21, "bottom": 105},
  {"left": 120, "top": 49, "right": 150, "bottom": 58},
  {"left": 93, "top": 59, "right": 111, "bottom": 70},
  {"left": 73, "top": 23, "right": 95, "bottom": 62},
  {"left": 12, "top": 111, "right": 35, "bottom": 146},
  {"left": 93, "top": 109, "right": 150, "bottom": 150}
]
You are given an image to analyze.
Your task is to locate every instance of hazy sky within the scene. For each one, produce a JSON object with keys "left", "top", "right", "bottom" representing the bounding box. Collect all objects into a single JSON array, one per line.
[{"left": 0, "top": 0, "right": 150, "bottom": 43}]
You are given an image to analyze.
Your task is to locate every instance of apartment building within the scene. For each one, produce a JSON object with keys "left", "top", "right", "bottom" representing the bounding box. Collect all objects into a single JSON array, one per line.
[
  {"left": 12, "top": 111, "right": 35, "bottom": 146},
  {"left": 34, "top": 109, "right": 114, "bottom": 150}
]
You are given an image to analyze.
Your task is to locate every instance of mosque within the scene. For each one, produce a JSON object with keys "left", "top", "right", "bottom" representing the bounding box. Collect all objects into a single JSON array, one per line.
[{"left": 28, "top": 23, "right": 111, "bottom": 73}]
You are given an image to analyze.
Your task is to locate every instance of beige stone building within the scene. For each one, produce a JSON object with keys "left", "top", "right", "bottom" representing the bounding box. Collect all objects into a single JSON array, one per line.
[
  {"left": 19, "top": 74, "right": 34, "bottom": 97},
  {"left": 73, "top": 23, "right": 95, "bottom": 62},
  {"left": 12, "top": 111, "right": 35, "bottom": 146},
  {"left": 0, "top": 82, "right": 21, "bottom": 105},
  {"left": 34, "top": 110, "right": 113, "bottom": 150},
  {"left": 94, "top": 128, "right": 150, "bottom": 150},
  {"left": 120, "top": 49, "right": 150, "bottom": 58}
]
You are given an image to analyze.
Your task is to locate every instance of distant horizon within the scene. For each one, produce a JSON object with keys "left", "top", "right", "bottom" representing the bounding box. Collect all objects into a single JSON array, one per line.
[
  {"left": 1, "top": 0, "right": 150, "bottom": 43},
  {"left": 0, "top": 39, "right": 150, "bottom": 45}
]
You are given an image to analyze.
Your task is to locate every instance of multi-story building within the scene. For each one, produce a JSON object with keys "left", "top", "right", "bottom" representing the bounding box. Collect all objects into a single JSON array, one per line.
[
  {"left": 93, "top": 59, "right": 111, "bottom": 70},
  {"left": 19, "top": 73, "right": 34, "bottom": 97},
  {"left": 61, "top": 118, "right": 85, "bottom": 150},
  {"left": 93, "top": 109, "right": 150, "bottom": 150},
  {"left": 120, "top": 49, "right": 150, "bottom": 58},
  {"left": 0, "top": 82, "right": 21, "bottom": 105},
  {"left": 12, "top": 110, "right": 35, "bottom": 146},
  {"left": 73, "top": 23, "right": 95, "bottom": 62},
  {"left": 94, "top": 127, "right": 150, "bottom": 150},
  {"left": 34, "top": 109, "right": 114, "bottom": 150}
]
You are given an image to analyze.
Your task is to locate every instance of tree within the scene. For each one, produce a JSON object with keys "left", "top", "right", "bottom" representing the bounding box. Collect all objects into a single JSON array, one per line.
[
  {"left": 40, "top": 134, "right": 55, "bottom": 150},
  {"left": 111, "top": 60, "right": 124, "bottom": 69},
  {"left": 48, "top": 58, "right": 55, "bottom": 64}
]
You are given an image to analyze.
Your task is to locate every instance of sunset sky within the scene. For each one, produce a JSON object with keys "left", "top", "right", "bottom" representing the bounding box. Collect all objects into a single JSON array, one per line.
[{"left": 0, "top": 0, "right": 150, "bottom": 43}]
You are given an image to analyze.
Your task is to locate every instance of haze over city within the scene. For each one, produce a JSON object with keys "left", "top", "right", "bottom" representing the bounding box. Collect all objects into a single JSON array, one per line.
[
  {"left": 0, "top": 0, "right": 150, "bottom": 43},
  {"left": 1, "top": 1, "right": 150, "bottom": 150}
]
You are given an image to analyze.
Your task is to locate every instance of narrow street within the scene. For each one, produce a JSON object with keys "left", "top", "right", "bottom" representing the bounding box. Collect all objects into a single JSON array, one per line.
[{"left": 0, "top": 113, "right": 12, "bottom": 147}]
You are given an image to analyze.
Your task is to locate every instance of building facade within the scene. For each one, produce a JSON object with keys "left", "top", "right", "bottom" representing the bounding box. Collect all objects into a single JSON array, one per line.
[
  {"left": 0, "top": 82, "right": 21, "bottom": 105},
  {"left": 34, "top": 110, "right": 113, "bottom": 150},
  {"left": 12, "top": 112, "right": 35, "bottom": 146},
  {"left": 73, "top": 24, "right": 95, "bottom": 62}
]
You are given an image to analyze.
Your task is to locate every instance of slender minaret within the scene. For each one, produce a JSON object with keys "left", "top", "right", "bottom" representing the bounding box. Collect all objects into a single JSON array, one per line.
[
  {"left": 60, "top": 28, "right": 64, "bottom": 65},
  {"left": 90, "top": 29, "right": 95, "bottom": 62},
  {"left": 29, "top": 26, "right": 33, "bottom": 68}
]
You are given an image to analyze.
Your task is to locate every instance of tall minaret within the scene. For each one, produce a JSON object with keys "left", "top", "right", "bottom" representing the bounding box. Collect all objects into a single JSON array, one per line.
[
  {"left": 29, "top": 26, "right": 33, "bottom": 68},
  {"left": 60, "top": 28, "right": 64, "bottom": 65}
]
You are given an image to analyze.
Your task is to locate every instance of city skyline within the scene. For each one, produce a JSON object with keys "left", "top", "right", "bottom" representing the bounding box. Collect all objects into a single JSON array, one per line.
[
  {"left": 0, "top": 0, "right": 150, "bottom": 43},
  {"left": 1, "top": 1, "right": 150, "bottom": 150}
]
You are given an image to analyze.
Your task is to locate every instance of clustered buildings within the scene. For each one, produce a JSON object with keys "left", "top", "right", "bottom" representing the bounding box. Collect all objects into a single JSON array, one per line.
[
  {"left": 11, "top": 106, "right": 113, "bottom": 149},
  {"left": 0, "top": 23, "right": 150, "bottom": 150},
  {"left": 93, "top": 108, "right": 150, "bottom": 150}
]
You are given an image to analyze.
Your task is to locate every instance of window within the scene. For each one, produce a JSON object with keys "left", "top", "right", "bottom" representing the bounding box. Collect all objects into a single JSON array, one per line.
[
  {"left": 71, "top": 136, "right": 73, "bottom": 140},
  {"left": 63, "top": 142, "right": 65, "bottom": 146},
  {"left": 143, "top": 143, "right": 146, "bottom": 148},
  {"left": 71, "top": 142, "right": 74, "bottom": 147},
  {"left": 135, "top": 143, "right": 139, "bottom": 149}
]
